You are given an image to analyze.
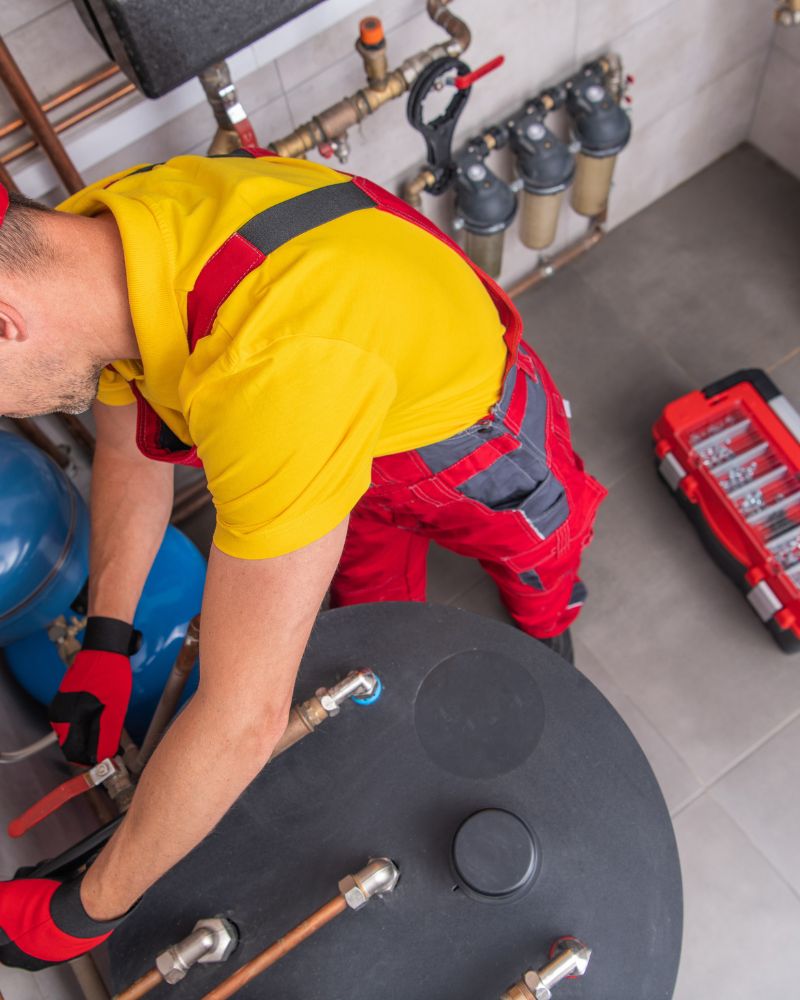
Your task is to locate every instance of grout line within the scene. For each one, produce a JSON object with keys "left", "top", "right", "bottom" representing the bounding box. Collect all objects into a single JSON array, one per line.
[
  {"left": 770, "top": 29, "right": 800, "bottom": 68},
  {"left": 669, "top": 785, "right": 705, "bottom": 819},
  {"left": 746, "top": 22, "right": 777, "bottom": 140},
  {"left": 671, "top": 786, "right": 800, "bottom": 906},
  {"left": 581, "top": 0, "right": 676, "bottom": 56},
  {"left": 767, "top": 345, "right": 800, "bottom": 373},
  {"left": 702, "top": 706, "right": 800, "bottom": 791},
  {"left": 570, "top": 0, "right": 580, "bottom": 67},
  {"left": 706, "top": 790, "right": 800, "bottom": 906},
  {"left": 4, "top": 0, "right": 69, "bottom": 42},
  {"left": 273, "top": 58, "right": 288, "bottom": 100},
  {"left": 443, "top": 572, "right": 490, "bottom": 608}
]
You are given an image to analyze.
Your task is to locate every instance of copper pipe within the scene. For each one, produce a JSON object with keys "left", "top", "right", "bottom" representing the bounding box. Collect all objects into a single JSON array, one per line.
[
  {"left": 0, "top": 35, "right": 84, "bottom": 192},
  {"left": 12, "top": 418, "right": 69, "bottom": 467},
  {"left": 0, "top": 159, "right": 17, "bottom": 191},
  {"left": 112, "top": 967, "right": 162, "bottom": 1000},
  {"left": 1, "top": 82, "right": 135, "bottom": 166},
  {"left": 199, "top": 896, "right": 347, "bottom": 1000},
  {"left": 270, "top": 0, "right": 470, "bottom": 158},
  {"left": 401, "top": 169, "right": 435, "bottom": 209},
  {"left": 269, "top": 696, "right": 330, "bottom": 757},
  {"left": 131, "top": 616, "right": 200, "bottom": 774},
  {"left": 0, "top": 65, "right": 120, "bottom": 141},
  {"left": 207, "top": 127, "right": 241, "bottom": 156},
  {"left": 506, "top": 223, "right": 605, "bottom": 299},
  {"left": 426, "top": 0, "right": 471, "bottom": 55}
]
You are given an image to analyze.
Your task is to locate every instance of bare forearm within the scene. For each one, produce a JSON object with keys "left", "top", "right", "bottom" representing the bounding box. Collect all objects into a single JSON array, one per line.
[
  {"left": 88, "top": 443, "right": 173, "bottom": 620},
  {"left": 81, "top": 686, "right": 287, "bottom": 916},
  {"left": 80, "top": 522, "right": 347, "bottom": 918}
]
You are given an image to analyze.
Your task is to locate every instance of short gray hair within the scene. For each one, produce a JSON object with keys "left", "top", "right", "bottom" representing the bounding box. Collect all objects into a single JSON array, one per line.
[{"left": 0, "top": 190, "right": 55, "bottom": 274}]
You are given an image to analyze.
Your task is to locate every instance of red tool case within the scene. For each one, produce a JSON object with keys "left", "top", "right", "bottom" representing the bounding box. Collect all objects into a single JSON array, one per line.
[{"left": 653, "top": 369, "right": 800, "bottom": 653}]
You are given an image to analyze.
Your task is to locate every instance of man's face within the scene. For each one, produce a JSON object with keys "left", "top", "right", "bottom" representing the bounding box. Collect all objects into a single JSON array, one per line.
[{"left": 1, "top": 339, "right": 103, "bottom": 418}]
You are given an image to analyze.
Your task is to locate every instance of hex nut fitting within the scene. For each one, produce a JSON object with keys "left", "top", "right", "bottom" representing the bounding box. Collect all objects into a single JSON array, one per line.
[
  {"left": 194, "top": 917, "right": 238, "bottom": 964},
  {"left": 522, "top": 971, "right": 552, "bottom": 1000},
  {"left": 155, "top": 917, "right": 238, "bottom": 984},
  {"left": 339, "top": 857, "right": 400, "bottom": 909}
]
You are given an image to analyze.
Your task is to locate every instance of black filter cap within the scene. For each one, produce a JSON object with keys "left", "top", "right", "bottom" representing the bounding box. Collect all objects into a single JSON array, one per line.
[{"left": 452, "top": 808, "right": 539, "bottom": 903}]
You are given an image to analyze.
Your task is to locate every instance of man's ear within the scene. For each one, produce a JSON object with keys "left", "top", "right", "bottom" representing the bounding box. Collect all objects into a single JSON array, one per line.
[{"left": 0, "top": 302, "right": 26, "bottom": 343}]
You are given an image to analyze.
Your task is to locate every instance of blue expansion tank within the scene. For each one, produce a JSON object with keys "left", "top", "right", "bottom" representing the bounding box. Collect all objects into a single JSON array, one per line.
[{"left": 0, "top": 429, "right": 206, "bottom": 741}]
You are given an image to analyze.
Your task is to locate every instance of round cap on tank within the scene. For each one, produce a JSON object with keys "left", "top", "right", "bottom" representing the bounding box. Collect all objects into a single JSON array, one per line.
[{"left": 452, "top": 808, "right": 538, "bottom": 902}]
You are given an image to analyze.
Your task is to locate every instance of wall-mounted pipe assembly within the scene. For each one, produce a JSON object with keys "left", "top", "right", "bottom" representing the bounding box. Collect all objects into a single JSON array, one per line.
[
  {"left": 402, "top": 53, "right": 632, "bottom": 277},
  {"left": 267, "top": 0, "right": 470, "bottom": 161}
]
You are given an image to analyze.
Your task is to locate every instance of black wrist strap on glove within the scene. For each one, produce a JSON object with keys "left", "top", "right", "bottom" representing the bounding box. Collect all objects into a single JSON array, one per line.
[{"left": 82, "top": 617, "right": 141, "bottom": 656}]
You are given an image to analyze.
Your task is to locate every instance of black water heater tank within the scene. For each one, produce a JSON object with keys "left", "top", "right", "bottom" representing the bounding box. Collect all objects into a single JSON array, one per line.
[
  {"left": 74, "top": 0, "right": 327, "bottom": 98},
  {"left": 110, "top": 603, "right": 683, "bottom": 999}
]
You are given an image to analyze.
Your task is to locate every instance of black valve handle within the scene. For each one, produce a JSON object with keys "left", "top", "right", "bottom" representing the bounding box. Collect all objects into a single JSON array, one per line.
[{"left": 406, "top": 56, "right": 471, "bottom": 195}]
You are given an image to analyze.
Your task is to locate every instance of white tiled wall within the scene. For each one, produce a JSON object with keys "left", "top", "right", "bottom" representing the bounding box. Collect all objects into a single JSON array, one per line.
[
  {"left": 0, "top": 0, "right": 779, "bottom": 286},
  {"left": 750, "top": 21, "right": 800, "bottom": 179}
]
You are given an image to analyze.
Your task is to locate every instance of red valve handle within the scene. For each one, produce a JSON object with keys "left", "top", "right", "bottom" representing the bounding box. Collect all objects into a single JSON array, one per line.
[
  {"left": 318, "top": 142, "right": 335, "bottom": 159},
  {"left": 8, "top": 772, "right": 94, "bottom": 838},
  {"left": 233, "top": 119, "right": 258, "bottom": 149},
  {"left": 454, "top": 54, "right": 505, "bottom": 90}
]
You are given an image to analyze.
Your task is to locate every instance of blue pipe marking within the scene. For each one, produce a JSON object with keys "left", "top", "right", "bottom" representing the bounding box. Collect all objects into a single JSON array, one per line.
[{"left": 352, "top": 673, "right": 382, "bottom": 706}]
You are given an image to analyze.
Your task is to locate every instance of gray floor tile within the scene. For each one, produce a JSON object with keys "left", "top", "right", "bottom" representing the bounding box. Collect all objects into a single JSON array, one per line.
[
  {"left": 446, "top": 571, "right": 514, "bottom": 625},
  {"left": 426, "top": 543, "right": 485, "bottom": 604},
  {"left": 571, "top": 145, "right": 800, "bottom": 386},
  {"left": 573, "top": 637, "right": 702, "bottom": 815},
  {"left": 671, "top": 795, "right": 800, "bottom": 1000},
  {"left": 515, "top": 267, "right": 695, "bottom": 488},
  {"left": 577, "top": 458, "right": 800, "bottom": 785},
  {"left": 710, "top": 714, "right": 800, "bottom": 896}
]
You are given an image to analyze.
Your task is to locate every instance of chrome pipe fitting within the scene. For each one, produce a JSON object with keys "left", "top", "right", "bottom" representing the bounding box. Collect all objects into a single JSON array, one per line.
[
  {"left": 338, "top": 858, "right": 400, "bottom": 910},
  {"left": 155, "top": 917, "right": 238, "bottom": 985}
]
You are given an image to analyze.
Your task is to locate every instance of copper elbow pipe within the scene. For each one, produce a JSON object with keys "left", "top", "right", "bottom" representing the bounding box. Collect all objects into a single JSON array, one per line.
[
  {"left": 402, "top": 169, "right": 435, "bottom": 209},
  {"left": 426, "top": 0, "right": 471, "bottom": 56}
]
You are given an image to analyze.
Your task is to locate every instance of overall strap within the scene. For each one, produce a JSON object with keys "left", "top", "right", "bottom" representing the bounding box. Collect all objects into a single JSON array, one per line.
[{"left": 186, "top": 181, "right": 375, "bottom": 349}]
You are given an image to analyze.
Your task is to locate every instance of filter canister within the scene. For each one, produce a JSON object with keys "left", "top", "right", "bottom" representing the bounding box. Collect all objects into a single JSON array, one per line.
[
  {"left": 571, "top": 152, "right": 618, "bottom": 217},
  {"left": 464, "top": 229, "right": 505, "bottom": 278},
  {"left": 520, "top": 190, "right": 564, "bottom": 249}
]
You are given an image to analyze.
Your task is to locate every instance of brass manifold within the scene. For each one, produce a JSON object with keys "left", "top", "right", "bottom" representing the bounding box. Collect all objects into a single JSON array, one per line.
[{"left": 269, "top": 0, "right": 471, "bottom": 159}]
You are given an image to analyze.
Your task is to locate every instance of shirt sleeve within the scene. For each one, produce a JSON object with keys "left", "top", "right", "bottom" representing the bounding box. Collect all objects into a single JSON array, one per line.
[
  {"left": 186, "top": 335, "right": 397, "bottom": 559},
  {"left": 96, "top": 366, "right": 135, "bottom": 407}
]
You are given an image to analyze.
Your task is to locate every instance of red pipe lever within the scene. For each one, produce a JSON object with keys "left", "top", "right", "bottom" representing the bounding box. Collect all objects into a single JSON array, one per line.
[
  {"left": 8, "top": 758, "right": 119, "bottom": 838},
  {"left": 454, "top": 55, "right": 505, "bottom": 90}
]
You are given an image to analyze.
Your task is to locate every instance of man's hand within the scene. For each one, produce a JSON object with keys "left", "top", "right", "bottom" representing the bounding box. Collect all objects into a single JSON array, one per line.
[
  {"left": 48, "top": 616, "right": 136, "bottom": 765},
  {"left": 0, "top": 876, "right": 127, "bottom": 970}
]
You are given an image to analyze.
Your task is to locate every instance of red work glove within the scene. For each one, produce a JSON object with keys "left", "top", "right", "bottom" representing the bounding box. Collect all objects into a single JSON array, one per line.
[
  {"left": 0, "top": 876, "right": 126, "bottom": 970},
  {"left": 48, "top": 616, "right": 137, "bottom": 766}
]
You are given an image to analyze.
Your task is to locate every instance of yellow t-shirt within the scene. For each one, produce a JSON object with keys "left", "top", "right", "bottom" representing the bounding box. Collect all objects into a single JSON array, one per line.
[{"left": 60, "top": 155, "right": 508, "bottom": 558}]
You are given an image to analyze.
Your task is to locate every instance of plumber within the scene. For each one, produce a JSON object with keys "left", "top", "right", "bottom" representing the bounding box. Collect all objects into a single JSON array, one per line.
[{"left": 0, "top": 151, "right": 604, "bottom": 967}]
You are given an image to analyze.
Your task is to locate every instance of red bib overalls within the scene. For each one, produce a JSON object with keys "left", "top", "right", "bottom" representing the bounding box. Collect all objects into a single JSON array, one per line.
[{"left": 118, "top": 149, "right": 606, "bottom": 638}]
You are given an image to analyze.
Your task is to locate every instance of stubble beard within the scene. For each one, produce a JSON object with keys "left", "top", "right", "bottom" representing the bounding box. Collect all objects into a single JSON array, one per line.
[{"left": 5, "top": 357, "right": 104, "bottom": 418}]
